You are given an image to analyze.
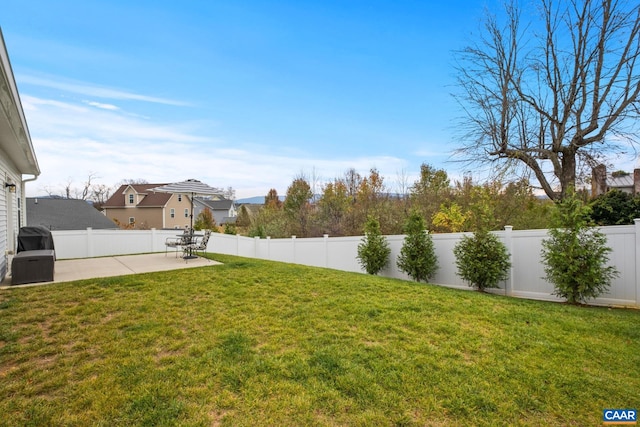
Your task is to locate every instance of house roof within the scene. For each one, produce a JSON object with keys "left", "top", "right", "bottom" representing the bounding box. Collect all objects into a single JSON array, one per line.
[
  {"left": 0, "top": 29, "right": 39, "bottom": 176},
  {"left": 607, "top": 174, "right": 634, "bottom": 189},
  {"left": 195, "top": 197, "right": 234, "bottom": 210},
  {"left": 27, "top": 198, "right": 118, "bottom": 230},
  {"left": 102, "top": 184, "right": 173, "bottom": 208}
]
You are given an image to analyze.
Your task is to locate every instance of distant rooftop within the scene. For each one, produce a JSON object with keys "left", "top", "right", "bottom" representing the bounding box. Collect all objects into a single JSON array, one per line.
[
  {"left": 607, "top": 173, "right": 634, "bottom": 189},
  {"left": 27, "top": 197, "right": 118, "bottom": 230}
]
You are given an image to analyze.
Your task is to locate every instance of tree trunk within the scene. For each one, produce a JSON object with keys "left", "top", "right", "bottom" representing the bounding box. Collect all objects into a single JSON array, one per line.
[{"left": 559, "top": 150, "right": 576, "bottom": 200}]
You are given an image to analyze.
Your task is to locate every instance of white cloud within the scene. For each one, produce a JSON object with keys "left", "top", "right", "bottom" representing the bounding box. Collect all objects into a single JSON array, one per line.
[
  {"left": 84, "top": 101, "right": 119, "bottom": 111},
  {"left": 18, "top": 74, "right": 189, "bottom": 106},
  {"left": 22, "top": 94, "right": 408, "bottom": 199}
]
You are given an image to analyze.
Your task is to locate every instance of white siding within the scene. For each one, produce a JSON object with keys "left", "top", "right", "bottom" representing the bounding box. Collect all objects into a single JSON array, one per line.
[{"left": 0, "top": 152, "right": 22, "bottom": 281}]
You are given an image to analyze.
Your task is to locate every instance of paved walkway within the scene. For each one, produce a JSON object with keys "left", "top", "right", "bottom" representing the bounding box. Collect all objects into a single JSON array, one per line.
[{"left": 1, "top": 253, "right": 219, "bottom": 289}]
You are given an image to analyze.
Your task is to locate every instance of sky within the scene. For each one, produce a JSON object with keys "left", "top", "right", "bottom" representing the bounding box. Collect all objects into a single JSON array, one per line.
[{"left": 0, "top": 0, "right": 560, "bottom": 199}]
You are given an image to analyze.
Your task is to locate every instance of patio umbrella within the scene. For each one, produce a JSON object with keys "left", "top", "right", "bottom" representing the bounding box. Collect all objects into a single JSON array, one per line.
[{"left": 152, "top": 179, "right": 224, "bottom": 231}]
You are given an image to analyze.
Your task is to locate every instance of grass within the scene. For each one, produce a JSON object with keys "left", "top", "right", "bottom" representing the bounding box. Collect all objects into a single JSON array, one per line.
[{"left": 0, "top": 254, "right": 638, "bottom": 426}]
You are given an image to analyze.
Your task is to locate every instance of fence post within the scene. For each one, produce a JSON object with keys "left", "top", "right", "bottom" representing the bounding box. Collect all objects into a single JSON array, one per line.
[
  {"left": 504, "top": 226, "right": 514, "bottom": 296},
  {"left": 291, "top": 236, "right": 296, "bottom": 263},
  {"left": 254, "top": 236, "right": 259, "bottom": 258},
  {"left": 324, "top": 234, "right": 329, "bottom": 267},
  {"left": 635, "top": 219, "right": 640, "bottom": 308},
  {"left": 266, "top": 236, "right": 271, "bottom": 261},
  {"left": 151, "top": 228, "right": 156, "bottom": 252},
  {"left": 86, "top": 227, "right": 93, "bottom": 258}
]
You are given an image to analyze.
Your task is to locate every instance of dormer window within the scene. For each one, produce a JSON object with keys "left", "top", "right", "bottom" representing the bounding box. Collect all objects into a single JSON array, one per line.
[{"left": 129, "top": 194, "right": 134, "bottom": 204}]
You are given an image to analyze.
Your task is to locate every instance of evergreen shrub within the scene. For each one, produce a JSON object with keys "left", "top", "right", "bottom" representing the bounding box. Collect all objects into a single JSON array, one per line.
[
  {"left": 397, "top": 212, "right": 438, "bottom": 282},
  {"left": 454, "top": 230, "right": 511, "bottom": 291},
  {"left": 541, "top": 190, "right": 619, "bottom": 304},
  {"left": 357, "top": 216, "right": 391, "bottom": 275}
]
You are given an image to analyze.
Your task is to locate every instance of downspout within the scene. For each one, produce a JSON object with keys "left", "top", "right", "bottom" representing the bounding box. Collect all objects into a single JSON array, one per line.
[{"left": 21, "top": 174, "right": 38, "bottom": 227}]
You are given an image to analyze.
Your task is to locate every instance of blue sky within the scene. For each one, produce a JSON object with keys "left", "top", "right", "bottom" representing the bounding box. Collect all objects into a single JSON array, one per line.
[{"left": 4, "top": 0, "right": 494, "bottom": 199}]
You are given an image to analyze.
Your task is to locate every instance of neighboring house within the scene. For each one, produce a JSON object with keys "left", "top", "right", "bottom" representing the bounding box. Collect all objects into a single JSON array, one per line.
[
  {"left": 27, "top": 197, "right": 118, "bottom": 230},
  {"left": 102, "top": 183, "right": 195, "bottom": 229},
  {"left": 0, "top": 30, "right": 41, "bottom": 282},
  {"left": 592, "top": 165, "right": 640, "bottom": 197},
  {"left": 193, "top": 197, "right": 237, "bottom": 225}
]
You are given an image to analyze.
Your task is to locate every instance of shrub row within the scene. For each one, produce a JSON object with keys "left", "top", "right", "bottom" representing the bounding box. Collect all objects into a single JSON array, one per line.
[{"left": 358, "top": 192, "right": 618, "bottom": 305}]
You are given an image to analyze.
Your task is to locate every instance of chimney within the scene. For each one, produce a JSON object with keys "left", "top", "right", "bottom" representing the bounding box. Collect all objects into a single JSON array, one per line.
[
  {"left": 634, "top": 168, "right": 640, "bottom": 196},
  {"left": 592, "top": 164, "right": 607, "bottom": 197}
]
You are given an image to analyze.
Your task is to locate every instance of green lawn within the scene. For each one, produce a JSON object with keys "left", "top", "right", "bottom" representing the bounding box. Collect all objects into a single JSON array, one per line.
[{"left": 1, "top": 254, "right": 638, "bottom": 426}]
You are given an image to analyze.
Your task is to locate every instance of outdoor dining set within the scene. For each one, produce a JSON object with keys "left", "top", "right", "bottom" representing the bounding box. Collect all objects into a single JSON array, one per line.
[
  {"left": 165, "top": 229, "right": 212, "bottom": 260},
  {"left": 154, "top": 179, "right": 220, "bottom": 261}
]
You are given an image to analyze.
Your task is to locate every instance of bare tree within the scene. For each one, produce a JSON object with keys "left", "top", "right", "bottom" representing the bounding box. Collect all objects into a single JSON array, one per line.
[
  {"left": 344, "top": 168, "right": 362, "bottom": 202},
  {"left": 395, "top": 168, "right": 411, "bottom": 201},
  {"left": 119, "top": 178, "right": 149, "bottom": 185},
  {"left": 223, "top": 186, "right": 236, "bottom": 200},
  {"left": 79, "top": 172, "right": 98, "bottom": 200},
  {"left": 91, "top": 184, "right": 113, "bottom": 210},
  {"left": 454, "top": 0, "right": 640, "bottom": 200},
  {"left": 46, "top": 172, "right": 100, "bottom": 200},
  {"left": 43, "top": 173, "right": 117, "bottom": 210}
]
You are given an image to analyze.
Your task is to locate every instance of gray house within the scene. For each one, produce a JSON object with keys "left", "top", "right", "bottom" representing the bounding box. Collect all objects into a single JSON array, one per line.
[
  {"left": 27, "top": 198, "right": 118, "bottom": 230},
  {"left": 592, "top": 165, "right": 640, "bottom": 197},
  {"left": 0, "top": 30, "right": 40, "bottom": 282},
  {"left": 193, "top": 197, "right": 237, "bottom": 225}
]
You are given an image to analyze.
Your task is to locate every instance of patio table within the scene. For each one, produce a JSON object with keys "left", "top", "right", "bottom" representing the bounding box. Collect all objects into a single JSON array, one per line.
[{"left": 179, "top": 233, "right": 203, "bottom": 259}]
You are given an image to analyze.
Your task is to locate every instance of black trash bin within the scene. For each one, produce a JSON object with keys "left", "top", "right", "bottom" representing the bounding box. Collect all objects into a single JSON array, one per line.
[{"left": 12, "top": 226, "right": 56, "bottom": 285}]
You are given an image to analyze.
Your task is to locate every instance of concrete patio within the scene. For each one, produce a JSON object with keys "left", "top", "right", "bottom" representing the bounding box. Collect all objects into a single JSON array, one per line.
[{"left": 1, "top": 253, "right": 219, "bottom": 289}]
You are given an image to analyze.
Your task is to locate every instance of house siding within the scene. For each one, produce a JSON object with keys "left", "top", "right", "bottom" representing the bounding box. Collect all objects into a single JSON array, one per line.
[
  {"left": 104, "top": 193, "right": 193, "bottom": 229},
  {"left": 193, "top": 199, "right": 237, "bottom": 226},
  {"left": 0, "top": 150, "right": 24, "bottom": 281},
  {"left": 0, "top": 31, "right": 40, "bottom": 283},
  {"left": 164, "top": 194, "right": 193, "bottom": 229},
  {"left": 106, "top": 208, "right": 163, "bottom": 229},
  {"left": 0, "top": 168, "right": 6, "bottom": 280}
]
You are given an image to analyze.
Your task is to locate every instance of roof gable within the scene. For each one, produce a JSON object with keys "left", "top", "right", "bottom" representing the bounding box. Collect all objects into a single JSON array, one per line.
[{"left": 103, "top": 183, "right": 172, "bottom": 208}]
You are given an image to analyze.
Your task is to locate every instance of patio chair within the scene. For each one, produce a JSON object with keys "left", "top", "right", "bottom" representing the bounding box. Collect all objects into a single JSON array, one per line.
[
  {"left": 165, "top": 230, "right": 190, "bottom": 258},
  {"left": 186, "top": 229, "right": 211, "bottom": 258}
]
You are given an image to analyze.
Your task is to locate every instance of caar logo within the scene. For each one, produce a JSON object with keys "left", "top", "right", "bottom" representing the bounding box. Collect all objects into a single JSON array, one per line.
[{"left": 603, "top": 409, "right": 637, "bottom": 425}]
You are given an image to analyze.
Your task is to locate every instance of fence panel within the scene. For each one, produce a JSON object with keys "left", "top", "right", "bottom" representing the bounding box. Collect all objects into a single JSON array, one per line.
[
  {"left": 431, "top": 233, "right": 468, "bottom": 289},
  {"left": 325, "top": 236, "right": 362, "bottom": 273},
  {"left": 50, "top": 223, "right": 639, "bottom": 308},
  {"left": 295, "top": 237, "right": 327, "bottom": 268},
  {"left": 509, "top": 229, "right": 556, "bottom": 301},
  {"left": 599, "top": 225, "right": 637, "bottom": 305}
]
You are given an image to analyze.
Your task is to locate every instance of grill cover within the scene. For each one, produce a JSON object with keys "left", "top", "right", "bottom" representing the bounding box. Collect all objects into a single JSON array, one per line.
[{"left": 17, "top": 226, "right": 55, "bottom": 253}]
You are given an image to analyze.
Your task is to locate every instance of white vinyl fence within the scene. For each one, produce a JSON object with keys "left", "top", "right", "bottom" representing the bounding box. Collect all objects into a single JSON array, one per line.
[{"left": 51, "top": 220, "right": 640, "bottom": 308}]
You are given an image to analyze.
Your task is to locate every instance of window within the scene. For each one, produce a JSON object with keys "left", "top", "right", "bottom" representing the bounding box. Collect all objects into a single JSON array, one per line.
[
  {"left": 184, "top": 209, "right": 189, "bottom": 218},
  {"left": 178, "top": 194, "right": 182, "bottom": 202},
  {"left": 170, "top": 208, "right": 175, "bottom": 218},
  {"left": 129, "top": 194, "right": 134, "bottom": 204},
  {"left": 129, "top": 217, "right": 135, "bottom": 224}
]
